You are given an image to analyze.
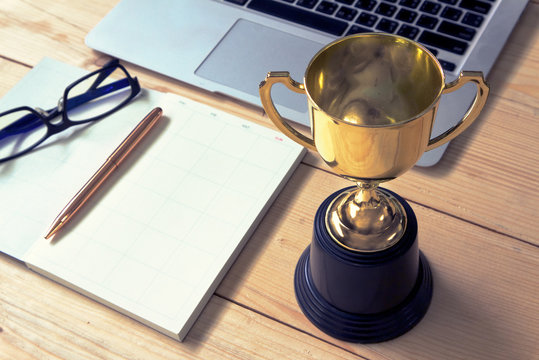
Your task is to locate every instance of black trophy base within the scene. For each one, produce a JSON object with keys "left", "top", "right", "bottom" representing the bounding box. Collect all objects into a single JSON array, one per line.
[{"left": 294, "top": 187, "right": 433, "bottom": 343}]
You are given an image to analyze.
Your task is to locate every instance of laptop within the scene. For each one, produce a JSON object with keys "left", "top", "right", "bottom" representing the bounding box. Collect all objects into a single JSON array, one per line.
[{"left": 86, "top": 0, "right": 527, "bottom": 166}]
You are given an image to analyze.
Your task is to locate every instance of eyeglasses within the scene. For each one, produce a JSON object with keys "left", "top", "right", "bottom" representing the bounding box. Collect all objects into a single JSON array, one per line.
[{"left": 0, "top": 59, "right": 141, "bottom": 164}]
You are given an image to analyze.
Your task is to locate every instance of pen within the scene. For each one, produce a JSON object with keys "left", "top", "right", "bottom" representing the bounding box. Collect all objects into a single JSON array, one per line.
[{"left": 44, "top": 107, "right": 163, "bottom": 240}]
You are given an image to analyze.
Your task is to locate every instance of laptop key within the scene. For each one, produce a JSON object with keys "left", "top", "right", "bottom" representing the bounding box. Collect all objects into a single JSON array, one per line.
[
  {"left": 355, "top": 0, "right": 377, "bottom": 11},
  {"left": 357, "top": 12, "right": 379, "bottom": 27},
  {"left": 375, "top": 3, "right": 397, "bottom": 17},
  {"left": 417, "top": 15, "right": 438, "bottom": 29},
  {"left": 441, "top": 6, "right": 463, "bottom": 21},
  {"left": 420, "top": 1, "right": 441, "bottom": 15},
  {"left": 347, "top": 25, "right": 371, "bottom": 35},
  {"left": 397, "top": 24, "right": 419, "bottom": 40},
  {"left": 376, "top": 18, "right": 398, "bottom": 33},
  {"left": 418, "top": 30, "right": 469, "bottom": 55},
  {"left": 458, "top": 0, "right": 491, "bottom": 14},
  {"left": 224, "top": 0, "right": 248, "bottom": 5},
  {"left": 316, "top": 1, "right": 338, "bottom": 15},
  {"left": 336, "top": 6, "right": 358, "bottom": 21},
  {"left": 438, "top": 20, "right": 476, "bottom": 41},
  {"left": 399, "top": 0, "right": 420, "bottom": 9},
  {"left": 438, "top": 59, "right": 456, "bottom": 72},
  {"left": 247, "top": 0, "right": 349, "bottom": 36},
  {"left": 396, "top": 9, "right": 418, "bottom": 23},
  {"left": 297, "top": 0, "right": 318, "bottom": 9},
  {"left": 462, "top": 12, "right": 484, "bottom": 27}
]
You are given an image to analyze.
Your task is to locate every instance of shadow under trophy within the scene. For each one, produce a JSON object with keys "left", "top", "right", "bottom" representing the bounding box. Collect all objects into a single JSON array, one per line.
[{"left": 259, "top": 33, "right": 489, "bottom": 343}]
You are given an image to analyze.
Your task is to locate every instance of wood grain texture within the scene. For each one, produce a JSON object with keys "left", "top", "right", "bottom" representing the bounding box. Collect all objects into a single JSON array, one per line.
[
  {"left": 0, "top": 1, "right": 537, "bottom": 359},
  {"left": 217, "top": 165, "right": 539, "bottom": 360},
  {"left": 1, "top": 0, "right": 537, "bottom": 244},
  {"left": 0, "top": 255, "right": 361, "bottom": 360}
]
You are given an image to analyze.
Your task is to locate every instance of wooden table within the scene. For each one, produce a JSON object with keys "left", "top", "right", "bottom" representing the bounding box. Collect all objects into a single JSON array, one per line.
[{"left": 0, "top": 1, "right": 537, "bottom": 359}]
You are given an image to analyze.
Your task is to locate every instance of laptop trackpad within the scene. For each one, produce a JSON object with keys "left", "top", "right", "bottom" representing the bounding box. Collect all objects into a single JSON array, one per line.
[{"left": 195, "top": 19, "right": 324, "bottom": 113}]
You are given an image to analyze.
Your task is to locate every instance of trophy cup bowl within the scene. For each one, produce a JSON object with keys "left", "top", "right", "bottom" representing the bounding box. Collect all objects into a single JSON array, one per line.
[{"left": 259, "top": 33, "right": 489, "bottom": 342}]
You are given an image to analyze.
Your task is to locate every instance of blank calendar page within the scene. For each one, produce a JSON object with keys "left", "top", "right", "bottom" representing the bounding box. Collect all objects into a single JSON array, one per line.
[{"left": 19, "top": 62, "right": 305, "bottom": 340}]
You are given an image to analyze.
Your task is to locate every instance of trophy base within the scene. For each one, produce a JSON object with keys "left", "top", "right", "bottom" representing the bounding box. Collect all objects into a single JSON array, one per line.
[{"left": 294, "top": 187, "right": 433, "bottom": 343}]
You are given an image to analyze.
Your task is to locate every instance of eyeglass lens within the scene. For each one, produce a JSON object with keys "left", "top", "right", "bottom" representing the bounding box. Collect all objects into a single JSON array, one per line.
[
  {"left": 0, "top": 109, "right": 47, "bottom": 161},
  {"left": 66, "top": 66, "right": 134, "bottom": 122}
]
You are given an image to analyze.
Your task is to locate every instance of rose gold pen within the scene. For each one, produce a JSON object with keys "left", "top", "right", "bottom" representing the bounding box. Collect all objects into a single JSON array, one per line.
[{"left": 44, "top": 107, "right": 163, "bottom": 241}]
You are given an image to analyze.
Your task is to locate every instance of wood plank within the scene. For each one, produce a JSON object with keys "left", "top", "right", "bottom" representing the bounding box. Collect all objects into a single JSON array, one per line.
[
  {"left": 0, "top": 254, "right": 361, "bottom": 360},
  {"left": 0, "top": 60, "right": 30, "bottom": 97},
  {"left": 0, "top": 1, "right": 537, "bottom": 360},
  {"left": 0, "top": 0, "right": 93, "bottom": 66},
  {"left": 0, "top": 1, "right": 537, "bottom": 244},
  {"left": 217, "top": 164, "right": 539, "bottom": 360}
]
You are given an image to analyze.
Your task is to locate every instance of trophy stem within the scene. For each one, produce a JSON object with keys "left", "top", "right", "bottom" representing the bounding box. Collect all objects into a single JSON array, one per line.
[
  {"left": 353, "top": 180, "right": 381, "bottom": 206},
  {"left": 325, "top": 182, "right": 407, "bottom": 252}
]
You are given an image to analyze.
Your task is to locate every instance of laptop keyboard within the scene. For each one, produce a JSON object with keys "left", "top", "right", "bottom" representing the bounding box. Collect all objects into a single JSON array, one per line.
[{"left": 221, "top": 0, "right": 497, "bottom": 74}]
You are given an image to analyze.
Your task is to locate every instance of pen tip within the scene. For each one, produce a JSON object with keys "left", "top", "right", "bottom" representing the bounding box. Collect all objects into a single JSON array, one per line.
[{"left": 44, "top": 223, "right": 61, "bottom": 241}]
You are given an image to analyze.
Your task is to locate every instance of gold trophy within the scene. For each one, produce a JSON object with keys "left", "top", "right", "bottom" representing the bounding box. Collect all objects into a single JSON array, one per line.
[{"left": 259, "top": 33, "right": 489, "bottom": 342}]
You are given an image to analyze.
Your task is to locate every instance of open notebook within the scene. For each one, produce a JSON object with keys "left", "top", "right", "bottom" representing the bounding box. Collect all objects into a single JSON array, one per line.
[{"left": 0, "top": 58, "right": 305, "bottom": 340}]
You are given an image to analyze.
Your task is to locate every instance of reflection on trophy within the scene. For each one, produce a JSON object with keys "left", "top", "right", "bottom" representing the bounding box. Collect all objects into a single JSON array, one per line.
[{"left": 259, "top": 33, "right": 489, "bottom": 343}]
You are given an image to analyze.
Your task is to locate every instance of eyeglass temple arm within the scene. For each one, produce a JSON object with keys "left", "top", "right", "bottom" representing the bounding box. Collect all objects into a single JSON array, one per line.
[
  {"left": 86, "top": 59, "right": 122, "bottom": 91},
  {"left": 88, "top": 65, "right": 117, "bottom": 91}
]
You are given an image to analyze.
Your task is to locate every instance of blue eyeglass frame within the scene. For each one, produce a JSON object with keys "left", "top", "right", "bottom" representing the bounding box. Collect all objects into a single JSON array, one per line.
[{"left": 0, "top": 59, "right": 141, "bottom": 164}]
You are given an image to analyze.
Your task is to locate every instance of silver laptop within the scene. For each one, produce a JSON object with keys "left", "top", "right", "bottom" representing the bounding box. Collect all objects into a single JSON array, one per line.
[{"left": 86, "top": 0, "right": 527, "bottom": 166}]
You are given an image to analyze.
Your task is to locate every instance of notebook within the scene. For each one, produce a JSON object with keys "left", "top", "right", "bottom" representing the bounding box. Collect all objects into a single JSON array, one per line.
[
  {"left": 0, "top": 58, "right": 305, "bottom": 341},
  {"left": 85, "top": 0, "right": 528, "bottom": 166}
]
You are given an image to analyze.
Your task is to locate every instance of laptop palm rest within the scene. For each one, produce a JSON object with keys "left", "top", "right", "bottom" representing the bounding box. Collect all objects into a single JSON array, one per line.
[{"left": 196, "top": 19, "right": 324, "bottom": 115}]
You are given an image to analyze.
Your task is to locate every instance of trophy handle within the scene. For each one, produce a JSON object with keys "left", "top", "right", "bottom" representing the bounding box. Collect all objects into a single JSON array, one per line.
[
  {"left": 259, "top": 72, "right": 317, "bottom": 151},
  {"left": 426, "top": 71, "right": 489, "bottom": 151}
]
